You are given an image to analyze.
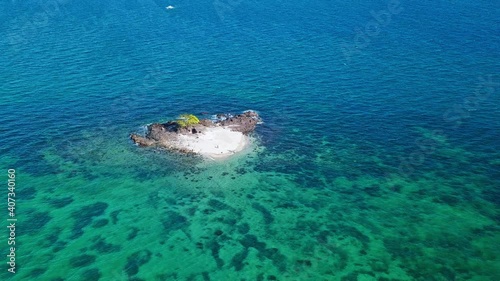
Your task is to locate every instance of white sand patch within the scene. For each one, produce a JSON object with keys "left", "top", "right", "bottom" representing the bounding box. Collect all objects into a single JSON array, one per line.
[{"left": 174, "top": 126, "right": 249, "bottom": 159}]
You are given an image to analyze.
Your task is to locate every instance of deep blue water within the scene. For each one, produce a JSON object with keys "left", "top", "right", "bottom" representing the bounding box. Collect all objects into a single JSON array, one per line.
[{"left": 1, "top": 0, "right": 499, "bottom": 280}]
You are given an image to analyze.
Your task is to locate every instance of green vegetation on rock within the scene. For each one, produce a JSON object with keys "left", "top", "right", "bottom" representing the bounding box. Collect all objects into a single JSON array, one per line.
[{"left": 175, "top": 114, "right": 200, "bottom": 127}]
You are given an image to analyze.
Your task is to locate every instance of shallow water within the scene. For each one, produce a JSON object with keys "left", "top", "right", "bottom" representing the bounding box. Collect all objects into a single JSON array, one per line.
[{"left": 1, "top": 0, "right": 499, "bottom": 280}]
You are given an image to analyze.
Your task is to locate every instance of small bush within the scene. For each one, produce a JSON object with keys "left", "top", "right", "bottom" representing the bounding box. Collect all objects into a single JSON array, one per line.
[{"left": 176, "top": 114, "right": 200, "bottom": 127}]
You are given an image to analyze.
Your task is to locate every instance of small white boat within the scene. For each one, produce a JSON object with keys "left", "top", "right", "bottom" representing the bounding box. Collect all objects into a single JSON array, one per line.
[{"left": 166, "top": 5, "right": 175, "bottom": 10}]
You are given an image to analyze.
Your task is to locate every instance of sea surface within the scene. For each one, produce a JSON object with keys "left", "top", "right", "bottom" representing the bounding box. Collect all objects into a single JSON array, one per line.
[{"left": 1, "top": 0, "right": 499, "bottom": 280}]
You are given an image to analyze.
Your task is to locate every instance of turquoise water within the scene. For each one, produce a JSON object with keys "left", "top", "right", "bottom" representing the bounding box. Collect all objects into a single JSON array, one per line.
[{"left": 1, "top": 0, "right": 499, "bottom": 280}]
